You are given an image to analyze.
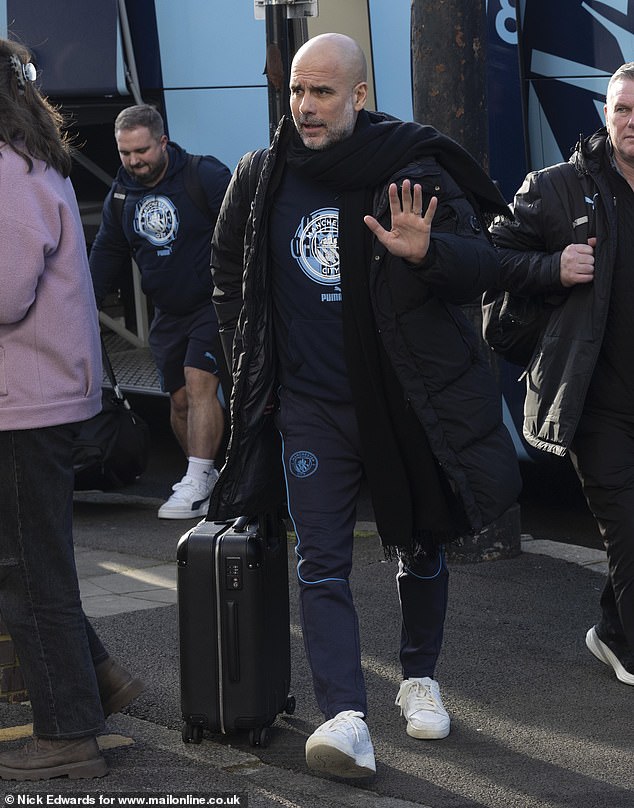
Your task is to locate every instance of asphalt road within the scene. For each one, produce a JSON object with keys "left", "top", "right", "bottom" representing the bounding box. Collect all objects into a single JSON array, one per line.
[{"left": 4, "top": 511, "right": 632, "bottom": 808}]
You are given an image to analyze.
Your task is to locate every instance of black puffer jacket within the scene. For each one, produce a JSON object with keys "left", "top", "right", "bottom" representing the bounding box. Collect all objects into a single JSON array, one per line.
[
  {"left": 210, "top": 118, "right": 521, "bottom": 530},
  {"left": 490, "top": 129, "right": 615, "bottom": 456}
]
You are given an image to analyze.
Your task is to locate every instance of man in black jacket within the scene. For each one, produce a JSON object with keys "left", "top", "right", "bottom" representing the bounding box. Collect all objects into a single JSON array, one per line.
[
  {"left": 211, "top": 33, "right": 521, "bottom": 778},
  {"left": 490, "top": 63, "right": 634, "bottom": 690},
  {"left": 90, "top": 105, "right": 231, "bottom": 519}
]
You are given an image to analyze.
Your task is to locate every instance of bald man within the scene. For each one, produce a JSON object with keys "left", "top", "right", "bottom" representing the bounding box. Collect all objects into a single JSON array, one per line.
[{"left": 210, "top": 33, "right": 520, "bottom": 778}]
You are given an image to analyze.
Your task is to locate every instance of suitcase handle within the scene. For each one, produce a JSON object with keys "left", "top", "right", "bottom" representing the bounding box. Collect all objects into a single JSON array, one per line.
[
  {"left": 231, "top": 514, "right": 286, "bottom": 553},
  {"left": 232, "top": 515, "right": 251, "bottom": 533}
]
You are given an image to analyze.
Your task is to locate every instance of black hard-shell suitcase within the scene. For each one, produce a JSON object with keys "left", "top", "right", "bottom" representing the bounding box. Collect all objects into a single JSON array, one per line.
[{"left": 177, "top": 515, "right": 295, "bottom": 747}]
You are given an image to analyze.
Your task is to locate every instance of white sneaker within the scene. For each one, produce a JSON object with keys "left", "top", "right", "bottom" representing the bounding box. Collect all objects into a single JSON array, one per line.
[
  {"left": 395, "top": 677, "right": 450, "bottom": 739},
  {"left": 585, "top": 626, "right": 634, "bottom": 686},
  {"left": 305, "top": 710, "right": 376, "bottom": 778},
  {"left": 157, "top": 473, "right": 216, "bottom": 520}
]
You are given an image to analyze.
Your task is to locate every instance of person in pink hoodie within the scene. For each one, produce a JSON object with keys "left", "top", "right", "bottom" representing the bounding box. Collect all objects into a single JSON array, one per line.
[{"left": 0, "top": 37, "right": 143, "bottom": 781}]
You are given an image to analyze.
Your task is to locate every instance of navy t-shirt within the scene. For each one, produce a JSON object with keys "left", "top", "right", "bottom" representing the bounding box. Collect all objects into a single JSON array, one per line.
[{"left": 270, "top": 166, "right": 352, "bottom": 401}]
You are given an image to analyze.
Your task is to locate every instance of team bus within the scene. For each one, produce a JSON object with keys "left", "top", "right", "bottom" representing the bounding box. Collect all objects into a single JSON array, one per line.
[{"left": 2, "top": 0, "right": 632, "bottom": 454}]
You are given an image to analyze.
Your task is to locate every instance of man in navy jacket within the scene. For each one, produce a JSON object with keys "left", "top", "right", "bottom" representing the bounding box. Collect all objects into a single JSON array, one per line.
[{"left": 90, "top": 105, "right": 230, "bottom": 519}]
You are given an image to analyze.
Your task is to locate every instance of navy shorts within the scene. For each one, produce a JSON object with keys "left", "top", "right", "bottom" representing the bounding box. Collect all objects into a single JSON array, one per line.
[{"left": 149, "top": 305, "right": 220, "bottom": 394}]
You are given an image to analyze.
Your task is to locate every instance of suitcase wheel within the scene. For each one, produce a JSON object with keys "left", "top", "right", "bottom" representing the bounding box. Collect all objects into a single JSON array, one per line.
[
  {"left": 284, "top": 695, "right": 296, "bottom": 715},
  {"left": 249, "top": 726, "right": 270, "bottom": 748},
  {"left": 182, "top": 722, "right": 204, "bottom": 744}
]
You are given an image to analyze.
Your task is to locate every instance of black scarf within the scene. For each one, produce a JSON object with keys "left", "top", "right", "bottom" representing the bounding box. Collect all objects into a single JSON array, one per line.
[
  {"left": 286, "top": 109, "right": 508, "bottom": 212},
  {"left": 286, "top": 112, "right": 504, "bottom": 556}
]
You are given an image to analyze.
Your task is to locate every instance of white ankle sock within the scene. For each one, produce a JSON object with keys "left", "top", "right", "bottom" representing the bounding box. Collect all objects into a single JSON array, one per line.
[{"left": 186, "top": 457, "right": 215, "bottom": 491}]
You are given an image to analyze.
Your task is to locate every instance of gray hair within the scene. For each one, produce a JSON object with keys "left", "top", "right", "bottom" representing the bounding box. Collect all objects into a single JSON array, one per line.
[{"left": 607, "top": 62, "right": 634, "bottom": 98}]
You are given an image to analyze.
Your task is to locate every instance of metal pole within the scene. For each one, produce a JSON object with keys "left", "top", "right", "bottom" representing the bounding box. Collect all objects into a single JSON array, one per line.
[
  {"left": 257, "top": 1, "right": 313, "bottom": 141},
  {"left": 264, "top": 3, "right": 291, "bottom": 140},
  {"left": 117, "top": 0, "right": 144, "bottom": 105}
]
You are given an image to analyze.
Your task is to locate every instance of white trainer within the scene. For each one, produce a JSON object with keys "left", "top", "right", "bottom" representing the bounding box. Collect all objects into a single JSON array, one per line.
[
  {"left": 395, "top": 677, "right": 450, "bottom": 739},
  {"left": 157, "top": 472, "right": 217, "bottom": 520},
  {"left": 585, "top": 626, "right": 634, "bottom": 686},
  {"left": 305, "top": 710, "right": 376, "bottom": 778}
]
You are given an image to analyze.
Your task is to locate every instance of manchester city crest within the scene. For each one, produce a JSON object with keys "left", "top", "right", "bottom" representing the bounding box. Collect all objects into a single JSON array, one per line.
[
  {"left": 289, "top": 450, "right": 319, "bottom": 478},
  {"left": 291, "top": 207, "right": 340, "bottom": 285},
  {"left": 134, "top": 194, "right": 179, "bottom": 248}
]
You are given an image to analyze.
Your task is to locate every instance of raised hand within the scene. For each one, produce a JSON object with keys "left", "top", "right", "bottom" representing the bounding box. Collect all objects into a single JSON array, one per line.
[{"left": 364, "top": 178, "right": 437, "bottom": 265}]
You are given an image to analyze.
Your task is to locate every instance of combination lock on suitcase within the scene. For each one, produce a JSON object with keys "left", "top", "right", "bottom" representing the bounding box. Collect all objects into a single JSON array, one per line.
[{"left": 177, "top": 515, "right": 295, "bottom": 747}]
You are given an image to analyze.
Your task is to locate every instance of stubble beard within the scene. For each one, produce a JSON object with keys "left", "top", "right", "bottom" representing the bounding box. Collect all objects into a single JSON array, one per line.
[
  {"left": 296, "top": 102, "right": 356, "bottom": 151},
  {"left": 131, "top": 153, "right": 168, "bottom": 187}
]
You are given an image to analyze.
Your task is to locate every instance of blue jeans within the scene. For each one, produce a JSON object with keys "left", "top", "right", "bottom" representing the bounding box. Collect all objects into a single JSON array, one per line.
[
  {"left": 277, "top": 389, "right": 448, "bottom": 720},
  {"left": 0, "top": 425, "right": 107, "bottom": 739}
]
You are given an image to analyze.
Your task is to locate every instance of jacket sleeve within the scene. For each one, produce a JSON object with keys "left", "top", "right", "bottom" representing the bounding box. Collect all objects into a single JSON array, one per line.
[
  {"left": 489, "top": 171, "right": 566, "bottom": 296},
  {"left": 210, "top": 152, "right": 254, "bottom": 367},
  {"left": 200, "top": 155, "right": 232, "bottom": 229},
  {"left": 413, "top": 229, "right": 503, "bottom": 304},
  {"left": 88, "top": 190, "right": 132, "bottom": 309},
  {"left": 397, "top": 181, "right": 505, "bottom": 305}
]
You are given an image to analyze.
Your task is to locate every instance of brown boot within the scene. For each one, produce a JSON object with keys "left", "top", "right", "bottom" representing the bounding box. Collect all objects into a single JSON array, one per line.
[
  {"left": 95, "top": 656, "right": 144, "bottom": 717},
  {"left": 0, "top": 737, "right": 108, "bottom": 781}
]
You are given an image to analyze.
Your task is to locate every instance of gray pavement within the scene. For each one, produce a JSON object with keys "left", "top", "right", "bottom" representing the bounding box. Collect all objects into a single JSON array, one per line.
[{"left": 0, "top": 495, "right": 632, "bottom": 808}]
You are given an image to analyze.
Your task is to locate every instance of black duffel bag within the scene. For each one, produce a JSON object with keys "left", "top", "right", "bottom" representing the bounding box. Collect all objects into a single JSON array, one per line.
[
  {"left": 73, "top": 338, "right": 150, "bottom": 491},
  {"left": 481, "top": 290, "right": 554, "bottom": 368},
  {"left": 481, "top": 288, "right": 569, "bottom": 368}
]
